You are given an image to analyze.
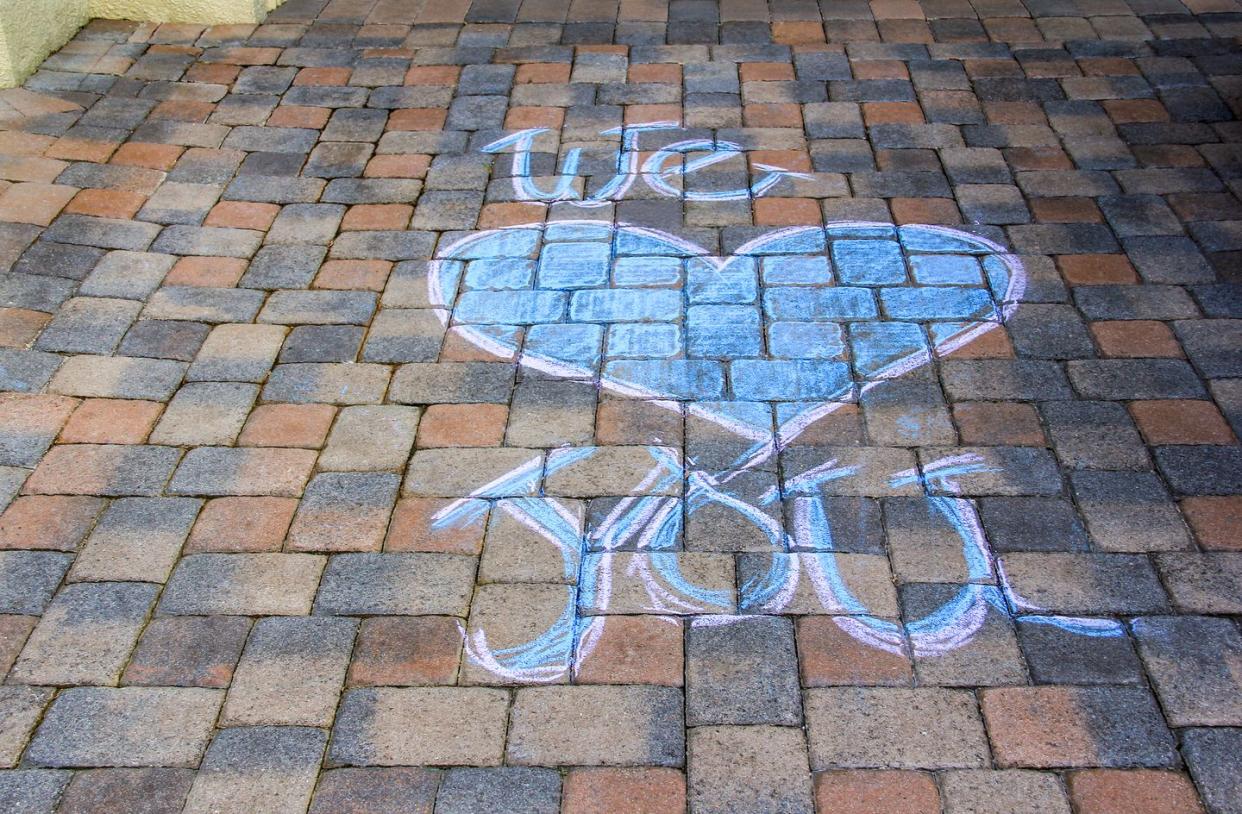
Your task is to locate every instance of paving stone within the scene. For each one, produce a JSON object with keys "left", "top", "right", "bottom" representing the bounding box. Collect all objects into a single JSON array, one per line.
[
  {"left": 940, "top": 770, "right": 1071, "bottom": 814},
  {"left": 507, "top": 686, "right": 685, "bottom": 767},
  {"left": 686, "top": 615, "right": 801, "bottom": 726},
  {"left": 389, "top": 362, "right": 515, "bottom": 404},
  {"left": 79, "top": 249, "right": 175, "bottom": 300},
  {"left": 1042, "top": 401, "right": 1149, "bottom": 471},
  {"left": 122, "top": 616, "right": 251, "bottom": 689},
  {"left": 805, "top": 688, "right": 989, "bottom": 770},
  {"left": 1001, "top": 552, "right": 1167, "bottom": 614},
  {"left": 315, "top": 552, "right": 475, "bottom": 616},
  {"left": 35, "top": 297, "right": 141, "bottom": 354},
  {"left": 168, "top": 447, "right": 317, "bottom": 496},
  {"left": 287, "top": 472, "right": 400, "bottom": 552},
  {"left": 981, "top": 686, "right": 1179, "bottom": 768},
  {"left": 0, "top": 495, "right": 104, "bottom": 552},
  {"left": 688, "top": 726, "right": 814, "bottom": 814},
  {"left": 1155, "top": 553, "right": 1242, "bottom": 614},
  {"left": 143, "top": 286, "right": 265, "bottom": 323},
  {"left": 309, "top": 768, "right": 440, "bottom": 814},
  {"left": 182, "top": 727, "right": 325, "bottom": 814},
  {"left": 22, "top": 444, "right": 180, "bottom": 497},
  {"left": 0, "top": 686, "right": 53, "bottom": 768},
  {"left": 10, "top": 581, "right": 157, "bottom": 685},
  {"left": 1155, "top": 446, "right": 1242, "bottom": 496},
  {"left": 1132, "top": 615, "right": 1242, "bottom": 727},
  {"left": 163, "top": 323, "right": 279, "bottom": 383},
  {"left": 1071, "top": 471, "right": 1191, "bottom": 552},
  {"left": 812, "top": 770, "right": 940, "bottom": 814},
  {"left": 160, "top": 553, "right": 325, "bottom": 615},
  {"left": 26, "top": 687, "right": 221, "bottom": 767},
  {"left": 1181, "top": 728, "right": 1242, "bottom": 814},
  {"left": 0, "top": 770, "right": 70, "bottom": 814},
  {"left": 479, "top": 499, "right": 583, "bottom": 584},
  {"left": 70, "top": 497, "right": 200, "bottom": 582},
  {"left": 263, "top": 362, "right": 391, "bottom": 404},
  {"left": 223, "top": 616, "right": 356, "bottom": 727},
  {"left": 0, "top": 349, "right": 61, "bottom": 393},
  {"left": 57, "top": 768, "right": 195, "bottom": 814},
  {"left": 149, "top": 382, "right": 257, "bottom": 446},
  {"left": 903, "top": 583, "right": 1026, "bottom": 686},
  {"left": 0, "top": 394, "right": 76, "bottom": 468},
  {"left": 404, "top": 448, "right": 543, "bottom": 497},
  {"left": 346, "top": 616, "right": 463, "bottom": 687},
  {"left": 330, "top": 687, "right": 509, "bottom": 766},
  {"left": 1016, "top": 617, "right": 1144, "bottom": 686},
  {"left": 48, "top": 355, "right": 185, "bottom": 400},
  {"left": 1068, "top": 359, "right": 1206, "bottom": 400},
  {"left": 434, "top": 768, "right": 560, "bottom": 814},
  {"left": 319, "top": 406, "right": 420, "bottom": 471},
  {"left": 1066, "top": 769, "right": 1205, "bottom": 814}
]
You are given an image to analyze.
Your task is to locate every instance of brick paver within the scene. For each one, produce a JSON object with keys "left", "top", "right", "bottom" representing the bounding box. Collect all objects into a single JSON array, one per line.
[{"left": 1, "top": 0, "right": 1242, "bottom": 811}]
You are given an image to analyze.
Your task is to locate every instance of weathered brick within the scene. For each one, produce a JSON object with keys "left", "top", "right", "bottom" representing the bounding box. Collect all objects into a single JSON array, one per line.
[
  {"left": 982, "top": 687, "right": 1178, "bottom": 768},
  {"left": 182, "top": 727, "right": 325, "bottom": 814},
  {"left": 330, "top": 687, "right": 509, "bottom": 766},
  {"left": 9, "top": 581, "right": 147, "bottom": 688},
  {"left": 319, "top": 405, "right": 420, "bottom": 471},
  {"left": 70, "top": 497, "right": 200, "bottom": 582},
  {"left": 507, "top": 686, "right": 685, "bottom": 766},
  {"left": 168, "top": 447, "right": 317, "bottom": 496},
  {"left": 26, "top": 687, "right": 221, "bottom": 767},
  {"left": 223, "top": 616, "right": 356, "bottom": 726},
  {"left": 160, "top": 553, "right": 325, "bottom": 615},
  {"left": 315, "top": 552, "right": 475, "bottom": 616},
  {"left": 688, "top": 726, "right": 813, "bottom": 814},
  {"left": 123, "top": 616, "right": 251, "bottom": 688}
]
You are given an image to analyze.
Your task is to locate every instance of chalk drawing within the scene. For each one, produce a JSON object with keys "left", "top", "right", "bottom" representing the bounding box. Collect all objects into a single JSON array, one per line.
[{"left": 424, "top": 126, "right": 1117, "bottom": 683}]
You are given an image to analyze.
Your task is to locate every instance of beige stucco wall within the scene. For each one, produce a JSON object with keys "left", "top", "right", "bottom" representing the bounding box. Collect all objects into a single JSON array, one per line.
[
  {"left": 0, "top": 0, "right": 90, "bottom": 87},
  {"left": 0, "top": 0, "right": 286, "bottom": 87},
  {"left": 91, "top": 0, "right": 271, "bottom": 24}
]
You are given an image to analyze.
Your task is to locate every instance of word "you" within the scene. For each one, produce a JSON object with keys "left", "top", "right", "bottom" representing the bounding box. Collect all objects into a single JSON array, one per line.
[{"left": 483, "top": 121, "right": 811, "bottom": 205}]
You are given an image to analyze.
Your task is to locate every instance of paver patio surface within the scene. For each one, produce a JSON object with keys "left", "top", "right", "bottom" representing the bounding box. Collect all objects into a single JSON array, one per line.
[{"left": 0, "top": 0, "right": 1241, "bottom": 811}]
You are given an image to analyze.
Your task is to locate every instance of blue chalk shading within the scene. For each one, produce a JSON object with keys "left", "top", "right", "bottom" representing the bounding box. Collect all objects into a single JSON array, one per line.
[
  {"left": 762, "top": 255, "right": 832, "bottom": 285},
  {"left": 433, "top": 259, "right": 464, "bottom": 300},
  {"left": 881, "top": 287, "right": 996, "bottom": 321},
  {"left": 737, "top": 226, "right": 826, "bottom": 255},
  {"left": 825, "top": 223, "right": 896, "bottom": 240},
  {"left": 616, "top": 229, "right": 701, "bottom": 257},
  {"left": 850, "top": 322, "right": 928, "bottom": 378},
  {"left": 545, "top": 221, "right": 611, "bottom": 242},
  {"left": 687, "top": 259, "right": 758, "bottom": 304},
  {"left": 982, "top": 255, "right": 1013, "bottom": 300},
  {"left": 764, "top": 287, "right": 877, "bottom": 320},
  {"left": 730, "top": 359, "right": 851, "bottom": 401},
  {"left": 455, "top": 290, "right": 566, "bottom": 324},
  {"left": 697, "top": 400, "right": 773, "bottom": 433},
  {"left": 1020, "top": 615, "right": 1126, "bottom": 638},
  {"left": 831, "top": 239, "right": 907, "bottom": 285},
  {"left": 768, "top": 322, "right": 845, "bottom": 359},
  {"left": 453, "top": 229, "right": 540, "bottom": 259},
  {"left": 687, "top": 305, "right": 762, "bottom": 358},
  {"left": 899, "top": 224, "right": 990, "bottom": 254},
  {"left": 613, "top": 256, "right": 682, "bottom": 287},
  {"left": 570, "top": 288, "right": 682, "bottom": 322},
  {"left": 605, "top": 359, "right": 725, "bottom": 399},
  {"left": 537, "top": 242, "right": 611, "bottom": 288},
  {"left": 526, "top": 323, "right": 603, "bottom": 369},
  {"left": 608, "top": 324, "right": 681, "bottom": 358},
  {"left": 464, "top": 258, "right": 535, "bottom": 290},
  {"left": 909, "top": 254, "right": 981, "bottom": 286}
]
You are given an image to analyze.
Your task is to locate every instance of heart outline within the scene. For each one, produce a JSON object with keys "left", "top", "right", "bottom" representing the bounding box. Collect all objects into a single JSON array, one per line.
[{"left": 428, "top": 220, "right": 1027, "bottom": 446}]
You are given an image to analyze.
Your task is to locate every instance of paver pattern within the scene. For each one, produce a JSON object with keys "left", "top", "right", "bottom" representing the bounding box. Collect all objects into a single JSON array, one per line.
[{"left": 0, "top": 0, "right": 1241, "bottom": 811}]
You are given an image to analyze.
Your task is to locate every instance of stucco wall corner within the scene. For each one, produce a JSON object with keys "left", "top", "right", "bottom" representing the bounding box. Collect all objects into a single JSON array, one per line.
[
  {"left": 89, "top": 0, "right": 270, "bottom": 25},
  {"left": 0, "top": 0, "right": 90, "bottom": 88}
]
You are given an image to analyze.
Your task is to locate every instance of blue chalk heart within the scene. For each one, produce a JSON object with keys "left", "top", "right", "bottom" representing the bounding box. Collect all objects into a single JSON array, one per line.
[{"left": 429, "top": 221, "right": 1025, "bottom": 442}]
